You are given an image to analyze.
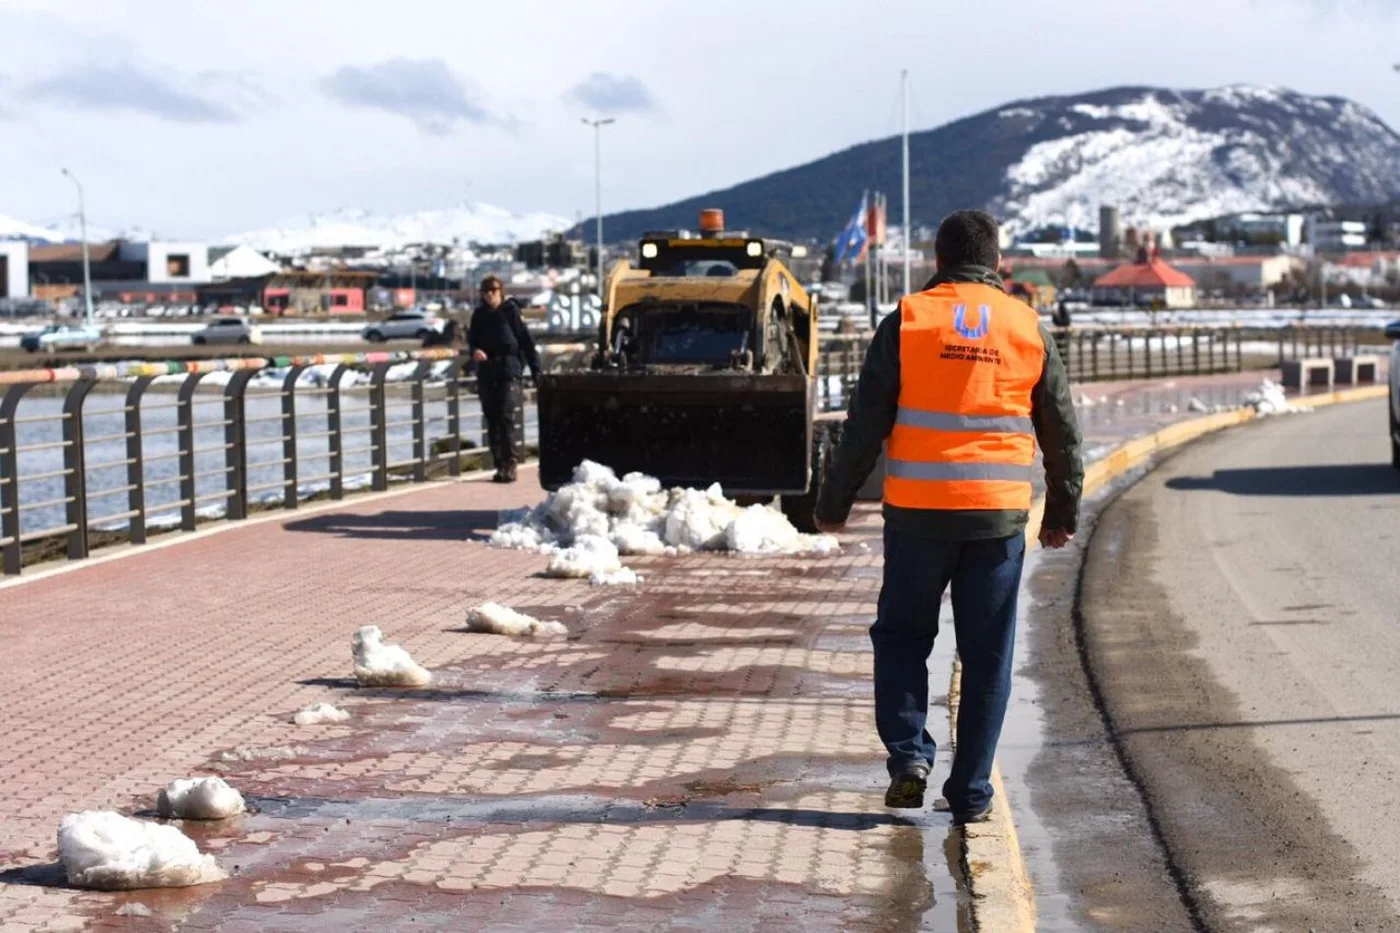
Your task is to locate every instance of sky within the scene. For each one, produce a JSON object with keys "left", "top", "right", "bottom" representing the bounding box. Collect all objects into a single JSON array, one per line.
[{"left": 1, "top": 0, "right": 1399, "bottom": 239}]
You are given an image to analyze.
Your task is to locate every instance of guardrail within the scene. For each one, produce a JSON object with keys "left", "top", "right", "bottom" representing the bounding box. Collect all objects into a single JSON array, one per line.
[
  {"left": 0, "top": 348, "right": 519, "bottom": 576},
  {"left": 816, "top": 325, "right": 1376, "bottom": 408}
]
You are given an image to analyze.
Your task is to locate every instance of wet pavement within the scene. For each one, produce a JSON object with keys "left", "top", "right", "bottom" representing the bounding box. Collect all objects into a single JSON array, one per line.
[{"left": 0, "top": 367, "right": 1373, "bottom": 932}]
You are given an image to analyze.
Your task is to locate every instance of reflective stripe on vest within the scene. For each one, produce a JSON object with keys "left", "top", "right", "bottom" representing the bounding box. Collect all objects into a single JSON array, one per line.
[
  {"left": 895, "top": 407, "right": 1034, "bottom": 434},
  {"left": 883, "top": 281, "right": 1045, "bottom": 512}
]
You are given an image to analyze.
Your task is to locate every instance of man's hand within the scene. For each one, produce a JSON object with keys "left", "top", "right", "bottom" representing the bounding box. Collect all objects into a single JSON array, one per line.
[
  {"left": 1038, "top": 527, "right": 1073, "bottom": 549},
  {"left": 814, "top": 517, "right": 846, "bottom": 534},
  {"left": 472, "top": 349, "right": 487, "bottom": 362}
]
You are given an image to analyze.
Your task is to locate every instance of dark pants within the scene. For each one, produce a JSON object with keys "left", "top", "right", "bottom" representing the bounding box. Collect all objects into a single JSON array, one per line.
[
  {"left": 477, "top": 372, "right": 523, "bottom": 468},
  {"left": 872, "top": 525, "right": 1025, "bottom": 813}
]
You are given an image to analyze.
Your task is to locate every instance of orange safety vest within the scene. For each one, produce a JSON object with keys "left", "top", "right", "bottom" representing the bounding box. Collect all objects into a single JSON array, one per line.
[{"left": 884, "top": 281, "right": 1045, "bottom": 512}]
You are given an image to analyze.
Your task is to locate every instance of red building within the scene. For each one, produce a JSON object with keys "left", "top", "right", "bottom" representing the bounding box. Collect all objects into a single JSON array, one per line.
[{"left": 1092, "top": 256, "right": 1197, "bottom": 308}]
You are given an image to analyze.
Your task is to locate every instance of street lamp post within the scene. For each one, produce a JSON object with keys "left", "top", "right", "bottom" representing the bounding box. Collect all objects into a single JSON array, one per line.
[
  {"left": 582, "top": 117, "right": 616, "bottom": 299},
  {"left": 60, "top": 168, "right": 95, "bottom": 327}
]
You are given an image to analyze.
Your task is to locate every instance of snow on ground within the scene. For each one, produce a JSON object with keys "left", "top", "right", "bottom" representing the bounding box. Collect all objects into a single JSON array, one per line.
[
  {"left": 155, "top": 777, "right": 245, "bottom": 820},
  {"left": 352, "top": 625, "right": 431, "bottom": 687},
  {"left": 57, "top": 811, "right": 225, "bottom": 890},
  {"left": 292, "top": 702, "right": 351, "bottom": 725},
  {"left": 489, "top": 461, "right": 837, "bottom": 586},
  {"left": 1242, "top": 378, "right": 1313, "bottom": 415},
  {"left": 464, "top": 602, "right": 568, "bottom": 638}
]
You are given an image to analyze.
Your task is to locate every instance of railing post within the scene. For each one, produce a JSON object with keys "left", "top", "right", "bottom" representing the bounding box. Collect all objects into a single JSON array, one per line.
[
  {"left": 0, "top": 384, "right": 34, "bottom": 575},
  {"left": 446, "top": 358, "right": 462, "bottom": 477},
  {"left": 1192, "top": 328, "right": 1201, "bottom": 375},
  {"left": 1090, "top": 333, "right": 1099, "bottom": 381},
  {"left": 125, "top": 377, "right": 153, "bottom": 546},
  {"left": 1144, "top": 330, "right": 1154, "bottom": 378},
  {"left": 61, "top": 378, "right": 97, "bottom": 561},
  {"left": 410, "top": 360, "right": 430, "bottom": 483},
  {"left": 1176, "top": 328, "right": 1185, "bottom": 375},
  {"left": 1126, "top": 330, "right": 1134, "bottom": 380},
  {"left": 1235, "top": 328, "right": 1243, "bottom": 372},
  {"left": 369, "top": 362, "right": 390, "bottom": 492},
  {"left": 177, "top": 373, "right": 206, "bottom": 532},
  {"left": 327, "top": 365, "right": 347, "bottom": 500},
  {"left": 281, "top": 366, "right": 305, "bottom": 510},
  {"left": 223, "top": 370, "right": 256, "bottom": 521}
]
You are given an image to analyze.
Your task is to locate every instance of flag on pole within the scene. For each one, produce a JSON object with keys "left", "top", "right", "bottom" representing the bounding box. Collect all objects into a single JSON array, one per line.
[{"left": 833, "top": 193, "right": 870, "bottom": 264}]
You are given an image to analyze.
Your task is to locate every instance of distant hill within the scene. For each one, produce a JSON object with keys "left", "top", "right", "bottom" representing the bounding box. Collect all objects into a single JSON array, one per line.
[{"left": 591, "top": 84, "right": 1400, "bottom": 244}]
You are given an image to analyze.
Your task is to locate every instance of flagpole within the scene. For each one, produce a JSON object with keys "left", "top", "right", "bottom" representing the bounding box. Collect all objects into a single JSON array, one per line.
[
  {"left": 901, "top": 69, "right": 911, "bottom": 297},
  {"left": 864, "top": 189, "right": 874, "bottom": 329}
]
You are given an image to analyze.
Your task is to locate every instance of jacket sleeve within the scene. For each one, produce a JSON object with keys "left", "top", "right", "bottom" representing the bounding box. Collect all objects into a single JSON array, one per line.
[
  {"left": 466, "top": 309, "right": 482, "bottom": 355},
  {"left": 815, "top": 311, "right": 901, "bottom": 524},
  {"left": 510, "top": 304, "right": 542, "bottom": 378},
  {"left": 1031, "top": 325, "right": 1084, "bottom": 533}
]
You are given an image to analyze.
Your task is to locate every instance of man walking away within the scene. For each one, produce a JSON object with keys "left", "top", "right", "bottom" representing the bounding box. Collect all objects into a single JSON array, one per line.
[
  {"left": 814, "top": 210, "right": 1083, "bottom": 822},
  {"left": 468, "top": 275, "right": 541, "bottom": 483}
]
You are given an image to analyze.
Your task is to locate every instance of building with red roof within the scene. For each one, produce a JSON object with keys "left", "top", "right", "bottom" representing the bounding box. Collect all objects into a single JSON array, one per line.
[{"left": 1091, "top": 254, "right": 1197, "bottom": 308}]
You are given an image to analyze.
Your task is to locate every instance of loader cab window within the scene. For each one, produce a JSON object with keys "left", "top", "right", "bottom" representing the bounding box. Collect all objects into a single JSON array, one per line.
[
  {"left": 620, "top": 303, "right": 753, "bottom": 364},
  {"left": 638, "top": 240, "right": 764, "bottom": 277}
]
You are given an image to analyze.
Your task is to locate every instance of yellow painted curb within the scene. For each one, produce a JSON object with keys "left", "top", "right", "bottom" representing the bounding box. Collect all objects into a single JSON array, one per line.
[{"left": 954, "top": 381, "right": 1388, "bottom": 932}]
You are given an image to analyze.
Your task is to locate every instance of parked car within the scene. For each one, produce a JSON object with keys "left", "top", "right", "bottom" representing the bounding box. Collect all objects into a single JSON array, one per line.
[
  {"left": 361, "top": 309, "right": 444, "bottom": 343},
  {"left": 192, "top": 317, "right": 262, "bottom": 345},
  {"left": 19, "top": 323, "right": 103, "bottom": 353},
  {"left": 1388, "top": 319, "right": 1400, "bottom": 470}
]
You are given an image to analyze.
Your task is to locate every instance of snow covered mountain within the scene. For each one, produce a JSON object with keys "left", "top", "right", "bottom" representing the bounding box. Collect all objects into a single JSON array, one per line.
[
  {"left": 224, "top": 203, "right": 573, "bottom": 253},
  {"left": 599, "top": 84, "right": 1400, "bottom": 242}
]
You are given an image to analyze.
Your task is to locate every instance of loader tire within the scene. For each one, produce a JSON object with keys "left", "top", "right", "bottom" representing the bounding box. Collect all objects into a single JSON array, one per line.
[{"left": 781, "top": 421, "right": 841, "bottom": 534}]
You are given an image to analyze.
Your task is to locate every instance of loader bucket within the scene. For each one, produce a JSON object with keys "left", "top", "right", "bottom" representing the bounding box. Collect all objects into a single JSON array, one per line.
[{"left": 536, "top": 372, "right": 813, "bottom": 495}]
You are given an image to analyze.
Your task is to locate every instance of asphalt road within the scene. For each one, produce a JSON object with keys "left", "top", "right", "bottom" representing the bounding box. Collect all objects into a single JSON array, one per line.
[{"left": 1078, "top": 398, "right": 1400, "bottom": 930}]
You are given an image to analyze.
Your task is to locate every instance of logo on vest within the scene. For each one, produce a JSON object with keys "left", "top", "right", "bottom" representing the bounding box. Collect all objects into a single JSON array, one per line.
[{"left": 952, "top": 304, "right": 991, "bottom": 340}]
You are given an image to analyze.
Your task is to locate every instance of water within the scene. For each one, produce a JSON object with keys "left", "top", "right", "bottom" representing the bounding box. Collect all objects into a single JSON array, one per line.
[{"left": 4, "top": 382, "right": 538, "bottom": 539}]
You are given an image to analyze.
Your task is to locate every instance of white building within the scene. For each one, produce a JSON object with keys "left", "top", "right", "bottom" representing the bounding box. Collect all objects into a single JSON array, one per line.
[
  {"left": 117, "top": 241, "right": 211, "bottom": 284},
  {"left": 1172, "top": 255, "right": 1301, "bottom": 291},
  {"left": 0, "top": 241, "right": 29, "bottom": 299},
  {"left": 1216, "top": 213, "right": 1305, "bottom": 247},
  {"left": 209, "top": 244, "right": 281, "bottom": 280},
  {"left": 1307, "top": 218, "right": 1367, "bottom": 252}
]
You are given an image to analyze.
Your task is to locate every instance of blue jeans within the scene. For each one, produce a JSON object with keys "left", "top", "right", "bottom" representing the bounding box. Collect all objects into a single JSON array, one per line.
[{"left": 871, "top": 526, "right": 1025, "bottom": 813}]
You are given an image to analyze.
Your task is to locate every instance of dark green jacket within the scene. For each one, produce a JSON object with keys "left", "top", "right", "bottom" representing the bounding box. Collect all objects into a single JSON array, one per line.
[{"left": 814, "top": 265, "right": 1083, "bottom": 539}]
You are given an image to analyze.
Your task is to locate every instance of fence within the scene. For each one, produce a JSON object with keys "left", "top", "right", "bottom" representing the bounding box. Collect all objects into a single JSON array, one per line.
[
  {"left": 816, "top": 325, "right": 1376, "bottom": 409},
  {"left": 0, "top": 348, "right": 521, "bottom": 576}
]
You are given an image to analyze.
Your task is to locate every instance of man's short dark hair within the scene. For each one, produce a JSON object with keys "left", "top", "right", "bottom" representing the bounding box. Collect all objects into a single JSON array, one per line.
[
  {"left": 934, "top": 210, "right": 1001, "bottom": 270},
  {"left": 479, "top": 275, "right": 503, "bottom": 293}
]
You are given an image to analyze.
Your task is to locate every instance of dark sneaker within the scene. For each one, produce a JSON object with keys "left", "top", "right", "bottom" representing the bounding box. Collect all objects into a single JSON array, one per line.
[
  {"left": 502, "top": 463, "right": 518, "bottom": 483},
  {"left": 884, "top": 765, "right": 930, "bottom": 809},
  {"left": 934, "top": 796, "right": 994, "bottom": 825}
]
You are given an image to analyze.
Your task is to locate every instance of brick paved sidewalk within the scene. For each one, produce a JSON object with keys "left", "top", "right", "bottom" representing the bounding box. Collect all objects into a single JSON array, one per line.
[{"left": 0, "top": 474, "right": 977, "bottom": 932}]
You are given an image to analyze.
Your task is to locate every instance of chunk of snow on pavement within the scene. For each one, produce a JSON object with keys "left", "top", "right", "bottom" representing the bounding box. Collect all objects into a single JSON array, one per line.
[
  {"left": 590, "top": 567, "right": 642, "bottom": 587},
  {"left": 545, "top": 534, "right": 622, "bottom": 578},
  {"left": 115, "top": 904, "right": 154, "bottom": 917},
  {"left": 1187, "top": 397, "right": 1210, "bottom": 413},
  {"left": 293, "top": 703, "right": 351, "bottom": 726},
  {"left": 352, "top": 625, "right": 432, "bottom": 687},
  {"left": 1076, "top": 394, "right": 1096, "bottom": 407},
  {"left": 1242, "top": 378, "right": 1312, "bottom": 415},
  {"left": 156, "top": 777, "right": 245, "bottom": 820},
  {"left": 465, "top": 602, "right": 568, "bottom": 637},
  {"left": 58, "top": 811, "right": 226, "bottom": 890},
  {"left": 218, "top": 745, "right": 306, "bottom": 762}
]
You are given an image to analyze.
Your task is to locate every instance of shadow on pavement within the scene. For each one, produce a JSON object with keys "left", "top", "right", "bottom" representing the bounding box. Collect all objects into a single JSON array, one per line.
[
  {"left": 1164, "top": 463, "right": 1400, "bottom": 497},
  {"left": 283, "top": 508, "right": 501, "bottom": 541}
]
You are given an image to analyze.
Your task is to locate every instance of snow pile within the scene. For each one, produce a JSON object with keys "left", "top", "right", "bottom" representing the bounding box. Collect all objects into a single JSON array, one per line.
[
  {"left": 545, "top": 534, "right": 623, "bottom": 579},
  {"left": 1242, "top": 378, "right": 1312, "bottom": 415},
  {"left": 217, "top": 744, "right": 306, "bottom": 763},
  {"left": 115, "top": 904, "right": 154, "bottom": 917},
  {"left": 465, "top": 602, "right": 568, "bottom": 638},
  {"left": 1187, "top": 397, "right": 1210, "bottom": 413},
  {"left": 156, "top": 778, "right": 245, "bottom": 820},
  {"left": 591, "top": 567, "right": 642, "bottom": 587},
  {"left": 292, "top": 703, "right": 351, "bottom": 726},
  {"left": 353, "top": 626, "right": 432, "bottom": 687},
  {"left": 490, "top": 460, "right": 837, "bottom": 562},
  {"left": 57, "top": 811, "right": 226, "bottom": 890}
]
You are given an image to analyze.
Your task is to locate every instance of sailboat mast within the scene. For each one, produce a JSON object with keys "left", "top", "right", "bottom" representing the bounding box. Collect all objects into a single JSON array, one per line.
[{"left": 901, "top": 69, "right": 911, "bottom": 297}]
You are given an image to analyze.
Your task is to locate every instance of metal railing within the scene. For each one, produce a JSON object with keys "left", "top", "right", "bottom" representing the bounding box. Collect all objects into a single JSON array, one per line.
[
  {"left": 815, "top": 325, "right": 1377, "bottom": 409},
  {"left": 0, "top": 349, "right": 525, "bottom": 575}
]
